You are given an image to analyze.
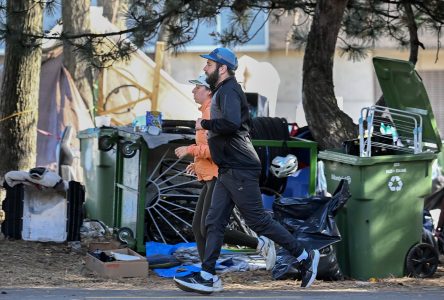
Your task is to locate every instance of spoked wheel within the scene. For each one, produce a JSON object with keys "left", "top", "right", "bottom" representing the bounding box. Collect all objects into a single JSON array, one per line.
[
  {"left": 228, "top": 206, "right": 257, "bottom": 238},
  {"left": 144, "top": 148, "right": 257, "bottom": 244},
  {"left": 145, "top": 150, "right": 201, "bottom": 244},
  {"left": 405, "top": 243, "right": 439, "bottom": 278}
]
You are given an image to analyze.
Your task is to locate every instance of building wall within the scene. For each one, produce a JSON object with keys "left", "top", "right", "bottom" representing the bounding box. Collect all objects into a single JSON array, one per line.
[
  {"left": 167, "top": 47, "right": 444, "bottom": 137},
  {"left": 165, "top": 11, "right": 444, "bottom": 134},
  {"left": 168, "top": 50, "right": 375, "bottom": 125}
]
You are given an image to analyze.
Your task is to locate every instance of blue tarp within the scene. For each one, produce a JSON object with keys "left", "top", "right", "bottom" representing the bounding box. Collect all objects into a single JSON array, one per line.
[
  {"left": 146, "top": 241, "right": 199, "bottom": 277},
  {"left": 146, "top": 241, "right": 240, "bottom": 277},
  {"left": 146, "top": 241, "right": 197, "bottom": 256}
]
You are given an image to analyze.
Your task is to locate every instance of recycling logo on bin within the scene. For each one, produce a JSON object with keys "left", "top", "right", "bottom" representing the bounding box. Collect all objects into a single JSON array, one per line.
[{"left": 388, "top": 175, "right": 403, "bottom": 191}]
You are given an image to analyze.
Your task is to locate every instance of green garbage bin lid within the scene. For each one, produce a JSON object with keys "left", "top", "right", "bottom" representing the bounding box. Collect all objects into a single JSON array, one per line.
[{"left": 373, "top": 57, "right": 441, "bottom": 152}]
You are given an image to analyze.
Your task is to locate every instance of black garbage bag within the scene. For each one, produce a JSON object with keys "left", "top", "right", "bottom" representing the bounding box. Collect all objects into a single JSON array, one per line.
[
  {"left": 271, "top": 248, "right": 301, "bottom": 280},
  {"left": 271, "top": 179, "right": 350, "bottom": 280},
  {"left": 272, "top": 245, "right": 343, "bottom": 281},
  {"left": 273, "top": 179, "right": 350, "bottom": 250}
]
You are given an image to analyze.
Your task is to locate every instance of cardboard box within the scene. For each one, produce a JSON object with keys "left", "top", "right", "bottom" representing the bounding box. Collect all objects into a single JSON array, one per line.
[
  {"left": 87, "top": 241, "right": 121, "bottom": 252},
  {"left": 85, "top": 248, "right": 148, "bottom": 279}
]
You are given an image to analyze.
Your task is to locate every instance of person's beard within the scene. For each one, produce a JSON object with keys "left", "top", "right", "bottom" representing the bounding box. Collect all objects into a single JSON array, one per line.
[{"left": 206, "top": 67, "right": 219, "bottom": 90}]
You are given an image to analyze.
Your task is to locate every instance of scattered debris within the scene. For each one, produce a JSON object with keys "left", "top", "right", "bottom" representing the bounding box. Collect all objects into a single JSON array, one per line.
[{"left": 0, "top": 239, "right": 443, "bottom": 291}]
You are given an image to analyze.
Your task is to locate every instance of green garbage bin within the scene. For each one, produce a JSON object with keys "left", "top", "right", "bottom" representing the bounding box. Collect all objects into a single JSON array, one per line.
[
  {"left": 78, "top": 127, "right": 119, "bottom": 227},
  {"left": 319, "top": 150, "right": 436, "bottom": 279},
  {"left": 113, "top": 127, "right": 198, "bottom": 252},
  {"left": 319, "top": 57, "right": 441, "bottom": 280}
]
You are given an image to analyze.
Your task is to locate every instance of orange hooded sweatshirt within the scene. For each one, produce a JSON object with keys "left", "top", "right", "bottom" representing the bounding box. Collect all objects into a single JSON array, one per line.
[{"left": 186, "top": 99, "right": 218, "bottom": 181}]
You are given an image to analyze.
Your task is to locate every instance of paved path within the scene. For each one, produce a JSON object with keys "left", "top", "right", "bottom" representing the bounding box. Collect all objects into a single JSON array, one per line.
[{"left": 1, "top": 288, "right": 442, "bottom": 300}]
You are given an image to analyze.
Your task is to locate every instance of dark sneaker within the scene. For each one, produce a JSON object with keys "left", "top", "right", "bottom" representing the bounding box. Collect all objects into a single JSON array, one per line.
[
  {"left": 174, "top": 271, "right": 214, "bottom": 294},
  {"left": 299, "top": 249, "right": 320, "bottom": 288}
]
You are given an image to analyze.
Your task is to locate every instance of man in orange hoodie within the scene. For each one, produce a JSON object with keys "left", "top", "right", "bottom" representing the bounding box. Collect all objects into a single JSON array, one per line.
[{"left": 174, "top": 74, "right": 276, "bottom": 292}]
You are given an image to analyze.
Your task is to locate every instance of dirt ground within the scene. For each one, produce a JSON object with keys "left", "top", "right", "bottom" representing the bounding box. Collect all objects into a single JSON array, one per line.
[{"left": 0, "top": 238, "right": 443, "bottom": 292}]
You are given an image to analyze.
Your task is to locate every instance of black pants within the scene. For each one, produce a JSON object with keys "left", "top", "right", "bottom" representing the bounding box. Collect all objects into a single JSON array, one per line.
[
  {"left": 192, "top": 177, "right": 258, "bottom": 262},
  {"left": 201, "top": 169, "right": 304, "bottom": 274}
]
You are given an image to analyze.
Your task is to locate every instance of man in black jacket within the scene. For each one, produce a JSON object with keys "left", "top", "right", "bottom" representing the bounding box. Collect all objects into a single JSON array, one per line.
[{"left": 174, "top": 47, "right": 320, "bottom": 294}]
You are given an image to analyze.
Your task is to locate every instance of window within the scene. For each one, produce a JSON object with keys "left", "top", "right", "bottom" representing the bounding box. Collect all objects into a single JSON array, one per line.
[{"left": 186, "top": 8, "right": 269, "bottom": 52}]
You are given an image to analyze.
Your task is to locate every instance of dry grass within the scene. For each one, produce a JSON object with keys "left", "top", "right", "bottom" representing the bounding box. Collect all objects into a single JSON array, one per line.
[{"left": 0, "top": 239, "right": 443, "bottom": 292}]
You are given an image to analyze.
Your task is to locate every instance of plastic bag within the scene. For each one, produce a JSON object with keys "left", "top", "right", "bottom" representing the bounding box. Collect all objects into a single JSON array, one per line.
[
  {"left": 316, "top": 161, "right": 329, "bottom": 196},
  {"left": 273, "top": 179, "right": 350, "bottom": 251},
  {"left": 271, "top": 179, "right": 350, "bottom": 281},
  {"left": 272, "top": 245, "right": 343, "bottom": 281}
]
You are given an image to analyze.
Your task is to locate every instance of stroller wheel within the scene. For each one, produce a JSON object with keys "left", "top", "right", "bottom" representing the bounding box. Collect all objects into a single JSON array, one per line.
[{"left": 405, "top": 243, "right": 439, "bottom": 278}]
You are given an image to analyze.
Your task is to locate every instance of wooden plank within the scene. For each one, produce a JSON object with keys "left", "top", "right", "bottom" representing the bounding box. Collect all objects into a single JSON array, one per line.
[
  {"left": 101, "top": 94, "right": 151, "bottom": 115},
  {"left": 110, "top": 67, "right": 152, "bottom": 98},
  {"left": 151, "top": 41, "right": 166, "bottom": 111},
  {"left": 97, "top": 68, "right": 107, "bottom": 115}
]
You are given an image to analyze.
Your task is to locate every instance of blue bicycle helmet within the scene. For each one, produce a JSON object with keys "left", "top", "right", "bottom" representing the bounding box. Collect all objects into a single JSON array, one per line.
[{"left": 200, "top": 47, "right": 238, "bottom": 71}]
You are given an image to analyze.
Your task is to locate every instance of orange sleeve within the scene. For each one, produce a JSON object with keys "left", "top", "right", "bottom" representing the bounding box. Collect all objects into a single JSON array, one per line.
[
  {"left": 186, "top": 102, "right": 212, "bottom": 159},
  {"left": 187, "top": 144, "right": 212, "bottom": 159}
]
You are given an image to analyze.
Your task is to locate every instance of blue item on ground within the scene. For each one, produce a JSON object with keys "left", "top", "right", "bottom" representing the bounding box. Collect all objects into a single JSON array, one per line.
[
  {"left": 146, "top": 241, "right": 238, "bottom": 278},
  {"left": 145, "top": 241, "right": 197, "bottom": 256},
  {"left": 146, "top": 254, "right": 181, "bottom": 269},
  {"left": 153, "top": 265, "right": 201, "bottom": 278}
]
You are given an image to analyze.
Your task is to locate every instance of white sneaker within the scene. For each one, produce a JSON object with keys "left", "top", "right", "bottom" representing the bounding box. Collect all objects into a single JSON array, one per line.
[
  {"left": 213, "top": 275, "right": 224, "bottom": 292},
  {"left": 257, "top": 236, "right": 276, "bottom": 270}
]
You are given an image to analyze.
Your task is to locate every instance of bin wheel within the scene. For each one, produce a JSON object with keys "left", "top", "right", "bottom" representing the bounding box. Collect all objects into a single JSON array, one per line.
[
  {"left": 120, "top": 141, "right": 138, "bottom": 158},
  {"left": 98, "top": 135, "right": 114, "bottom": 152},
  {"left": 117, "top": 227, "right": 134, "bottom": 243},
  {"left": 405, "top": 243, "right": 439, "bottom": 278}
]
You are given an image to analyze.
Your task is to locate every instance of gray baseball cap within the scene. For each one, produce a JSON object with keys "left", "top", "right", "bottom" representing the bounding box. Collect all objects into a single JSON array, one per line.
[{"left": 189, "top": 74, "right": 210, "bottom": 88}]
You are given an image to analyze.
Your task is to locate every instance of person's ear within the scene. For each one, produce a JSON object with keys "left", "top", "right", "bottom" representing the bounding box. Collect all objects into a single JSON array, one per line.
[{"left": 219, "top": 64, "right": 227, "bottom": 75}]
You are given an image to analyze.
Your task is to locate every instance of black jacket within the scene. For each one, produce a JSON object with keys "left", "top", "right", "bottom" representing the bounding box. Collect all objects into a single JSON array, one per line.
[{"left": 201, "top": 76, "right": 261, "bottom": 171}]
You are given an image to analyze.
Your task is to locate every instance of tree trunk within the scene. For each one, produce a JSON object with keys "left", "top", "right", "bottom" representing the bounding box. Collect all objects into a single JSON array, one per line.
[
  {"left": 97, "top": 0, "right": 129, "bottom": 30},
  {"left": 403, "top": 2, "right": 421, "bottom": 65},
  {"left": 0, "top": 0, "right": 43, "bottom": 180},
  {"left": 302, "top": 0, "right": 357, "bottom": 150},
  {"left": 62, "top": 0, "right": 94, "bottom": 116},
  {"left": 157, "top": 16, "right": 180, "bottom": 74}
]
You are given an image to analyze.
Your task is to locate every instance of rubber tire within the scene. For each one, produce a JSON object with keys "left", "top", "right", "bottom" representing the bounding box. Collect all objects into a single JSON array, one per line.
[
  {"left": 120, "top": 141, "right": 138, "bottom": 158},
  {"left": 405, "top": 242, "right": 439, "bottom": 278},
  {"left": 117, "top": 227, "right": 134, "bottom": 243},
  {"left": 98, "top": 135, "right": 114, "bottom": 152}
]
